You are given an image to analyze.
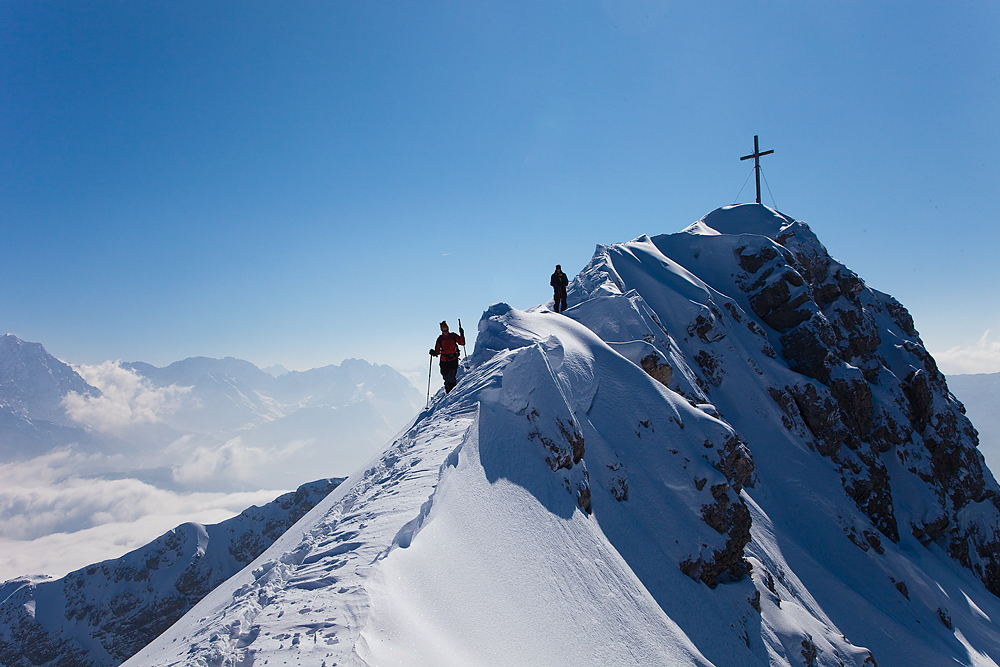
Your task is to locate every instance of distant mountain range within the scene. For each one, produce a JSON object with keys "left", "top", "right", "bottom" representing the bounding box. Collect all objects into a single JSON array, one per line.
[{"left": 0, "top": 334, "right": 423, "bottom": 490}]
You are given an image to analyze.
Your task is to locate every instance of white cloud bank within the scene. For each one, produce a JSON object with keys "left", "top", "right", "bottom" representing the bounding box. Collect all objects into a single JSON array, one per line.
[
  {"left": 62, "top": 361, "right": 190, "bottom": 432},
  {"left": 0, "top": 449, "right": 286, "bottom": 581},
  {"left": 936, "top": 330, "right": 1000, "bottom": 376},
  {"left": 171, "top": 436, "right": 306, "bottom": 487}
]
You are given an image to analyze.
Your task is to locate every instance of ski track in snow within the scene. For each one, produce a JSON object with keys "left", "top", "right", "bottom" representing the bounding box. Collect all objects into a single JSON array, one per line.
[{"left": 125, "top": 390, "right": 481, "bottom": 666}]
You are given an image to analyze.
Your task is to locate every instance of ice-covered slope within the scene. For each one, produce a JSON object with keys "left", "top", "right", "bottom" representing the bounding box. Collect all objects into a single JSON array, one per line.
[
  {"left": 0, "top": 479, "right": 342, "bottom": 667},
  {"left": 126, "top": 204, "right": 1000, "bottom": 667}
]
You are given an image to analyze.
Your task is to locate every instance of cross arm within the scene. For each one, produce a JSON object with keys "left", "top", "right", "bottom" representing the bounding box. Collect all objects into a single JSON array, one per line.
[{"left": 740, "top": 149, "right": 774, "bottom": 161}]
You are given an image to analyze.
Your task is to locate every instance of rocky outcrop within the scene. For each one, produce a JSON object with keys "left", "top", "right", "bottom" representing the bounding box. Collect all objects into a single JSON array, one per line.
[
  {"left": 688, "top": 433, "right": 754, "bottom": 587},
  {"left": 0, "top": 478, "right": 341, "bottom": 667},
  {"left": 565, "top": 203, "right": 1000, "bottom": 601},
  {"left": 723, "top": 208, "right": 1000, "bottom": 592},
  {"left": 681, "top": 479, "right": 753, "bottom": 587}
]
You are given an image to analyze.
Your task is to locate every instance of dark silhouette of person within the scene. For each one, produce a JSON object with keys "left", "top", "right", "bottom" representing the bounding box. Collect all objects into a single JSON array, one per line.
[
  {"left": 430, "top": 321, "right": 466, "bottom": 393},
  {"left": 550, "top": 264, "right": 568, "bottom": 313}
]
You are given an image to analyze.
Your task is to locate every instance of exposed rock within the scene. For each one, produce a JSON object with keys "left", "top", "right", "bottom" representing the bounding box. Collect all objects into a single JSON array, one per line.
[
  {"left": 715, "top": 434, "right": 754, "bottom": 492},
  {"left": 528, "top": 411, "right": 585, "bottom": 472},
  {"left": 641, "top": 353, "right": 673, "bottom": 386},
  {"left": 681, "top": 482, "right": 753, "bottom": 588},
  {"left": 801, "top": 638, "right": 818, "bottom": 667}
]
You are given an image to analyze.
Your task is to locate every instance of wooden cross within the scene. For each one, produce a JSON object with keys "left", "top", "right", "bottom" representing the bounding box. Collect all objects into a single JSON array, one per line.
[{"left": 740, "top": 135, "right": 774, "bottom": 204}]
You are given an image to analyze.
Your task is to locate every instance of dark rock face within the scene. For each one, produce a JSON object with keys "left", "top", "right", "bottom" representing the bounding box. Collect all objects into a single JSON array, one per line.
[
  {"left": 0, "top": 478, "right": 342, "bottom": 667},
  {"left": 527, "top": 408, "right": 592, "bottom": 514},
  {"left": 716, "top": 434, "right": 755, "bottom": 494},
  {"left": 730, "top": 213, "right": 1000, "bottom": 593},
  {"left": 681, "top": 481, "right": 753, "bottom": 588},
  {"left": 640, "top": 353, "right": 673, "bottom": 386},
  {"left": 679, "top": 434, "right": 755, "bottom": 588},
  {"left": 567, "top": 204, "right": 1000, "bottom": 603}
]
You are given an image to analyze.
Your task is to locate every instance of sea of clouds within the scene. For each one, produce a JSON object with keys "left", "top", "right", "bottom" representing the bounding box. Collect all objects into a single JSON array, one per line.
[
  {"left": 0, "top": 448, "right": 284, "bottom": 581},
  {"left": 0, "top": 362, "right": 290, "bottom": 582}
]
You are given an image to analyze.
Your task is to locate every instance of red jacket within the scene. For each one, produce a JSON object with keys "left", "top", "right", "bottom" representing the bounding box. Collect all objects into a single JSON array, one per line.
[{"left": 434, "top": 331, "right": 465, "bottom": 362}]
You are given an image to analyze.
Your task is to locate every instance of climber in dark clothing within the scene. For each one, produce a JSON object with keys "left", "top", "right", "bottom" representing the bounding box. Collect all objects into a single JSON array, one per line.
[
  {"left": 430, "top": 321, "right": 466, "bottom": 394},
  {"left": 550, "top": 264, "right": 569, "bottom": 313}
]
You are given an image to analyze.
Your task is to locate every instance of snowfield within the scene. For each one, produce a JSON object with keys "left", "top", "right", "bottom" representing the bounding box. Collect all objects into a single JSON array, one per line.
[{"left": 116, "top": 205, "right": 1000, "bottom": 666}]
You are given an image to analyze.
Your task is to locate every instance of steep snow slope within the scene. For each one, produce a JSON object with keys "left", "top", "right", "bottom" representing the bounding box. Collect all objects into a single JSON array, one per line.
[
  {"left": 126, "top": 205, "right": 1000, "bottom": 667},
  {"left": 0, "top": 479, "right": 342, "bottom": 667}
]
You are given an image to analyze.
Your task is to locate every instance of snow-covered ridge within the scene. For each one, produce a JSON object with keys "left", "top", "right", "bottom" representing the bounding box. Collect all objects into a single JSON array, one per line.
[
  {"left": 0, "top": 478, "right": 342, "bottom": 667},
  {"left": 119, "top": 204, "right": 1000, "bottom": 665}
]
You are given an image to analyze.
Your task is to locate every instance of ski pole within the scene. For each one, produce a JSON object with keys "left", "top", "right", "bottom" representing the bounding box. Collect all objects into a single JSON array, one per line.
[
  {"left": 458, "top": 318, "right": 469, "bottom": 368},
  {"left": 426, "top": 352, "right": 433, "bottom": 408}
]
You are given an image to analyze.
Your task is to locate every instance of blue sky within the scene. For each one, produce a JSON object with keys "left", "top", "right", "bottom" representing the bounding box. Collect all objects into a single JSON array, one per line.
[{"left": 2, "top": 0, "right": 998, "bottom": 374}]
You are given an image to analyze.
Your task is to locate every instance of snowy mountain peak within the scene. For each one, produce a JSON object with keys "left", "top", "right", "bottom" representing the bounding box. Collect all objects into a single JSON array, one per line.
[
  {"left": 0, "top": 333, "right": 98, "bottom": 423},
  {"left": 119, "top": 206, "right": 1000, "bottom": 666},
  {"left": 690, "top": 202, "right": 797, "bottom": 238}
]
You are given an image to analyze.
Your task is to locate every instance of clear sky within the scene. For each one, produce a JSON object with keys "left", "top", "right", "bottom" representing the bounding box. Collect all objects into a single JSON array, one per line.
[{"left": 3, "top": 0, "right": 999, "bottom": 375}]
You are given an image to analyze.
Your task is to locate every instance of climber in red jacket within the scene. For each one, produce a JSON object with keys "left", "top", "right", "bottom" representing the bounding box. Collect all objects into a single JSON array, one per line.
[{"left": 430, "top": 321, "right": 466, "bottom": 394}]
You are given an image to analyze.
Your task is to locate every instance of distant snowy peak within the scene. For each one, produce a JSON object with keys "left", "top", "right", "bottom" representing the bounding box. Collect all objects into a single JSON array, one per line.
[
  {"left": 122, "top": 356, "right": 275, "bottom": 391},
  {"left": 0, "top": 333, "right": 99, "bottom": 417},
  {"left": 0, "top": 333, "right": 98, "bottom": 423}
]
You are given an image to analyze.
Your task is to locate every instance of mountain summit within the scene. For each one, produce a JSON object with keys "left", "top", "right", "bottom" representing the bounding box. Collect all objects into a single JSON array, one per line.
[
  {"left": 0, "top": 334, "right": 110, "bottom": 459},
  {"left": 126, "top": 204, "right": 1000, "bottom": 667}
]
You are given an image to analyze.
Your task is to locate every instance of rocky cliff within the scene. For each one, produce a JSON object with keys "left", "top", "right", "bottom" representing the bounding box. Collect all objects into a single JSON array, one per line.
[{"left": 565, "top": 204, "right": 1000, "bottom": 597}]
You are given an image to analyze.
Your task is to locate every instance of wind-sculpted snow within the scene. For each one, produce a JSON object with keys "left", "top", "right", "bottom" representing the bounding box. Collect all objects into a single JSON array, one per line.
[
  {"left": 0, "top": 479, "right": 341, "bottom": 667},
  {"left": 123, "top": 304, "right": 766, "bottom": 666},
  {"left": 123, "top": 204, "right": 1000, "bottom": 667}
]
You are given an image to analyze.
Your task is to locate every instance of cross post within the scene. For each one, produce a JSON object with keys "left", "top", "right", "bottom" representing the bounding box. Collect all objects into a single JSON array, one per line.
[{"left": 740, "top": 135, "right": 774, "bottom": 204}]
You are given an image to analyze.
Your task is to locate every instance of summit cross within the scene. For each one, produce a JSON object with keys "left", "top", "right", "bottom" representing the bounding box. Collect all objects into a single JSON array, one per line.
[{"left": 740, "top": 135, "right": 774, "bottom": 204}]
